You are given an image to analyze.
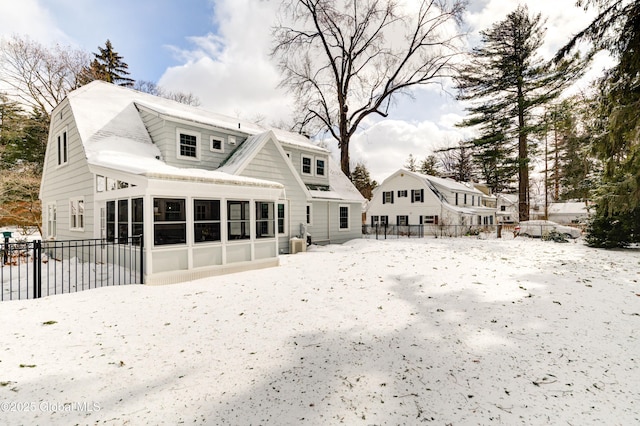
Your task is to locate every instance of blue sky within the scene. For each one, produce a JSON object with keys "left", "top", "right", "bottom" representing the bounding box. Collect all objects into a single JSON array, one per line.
[{"left": 0, "top": 0, "right": 606, "bottom": 182}]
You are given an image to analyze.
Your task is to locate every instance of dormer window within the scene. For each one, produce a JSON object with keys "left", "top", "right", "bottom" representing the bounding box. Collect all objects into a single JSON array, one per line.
[
  {"left": 177, "top": 128, "right": 200, "bottom": 160},
  {"left": 301, "top": 155, "right": 312, "bottom": 175}
]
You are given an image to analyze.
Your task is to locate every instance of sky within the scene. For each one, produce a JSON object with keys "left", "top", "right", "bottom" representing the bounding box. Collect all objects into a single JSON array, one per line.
[
  {"left": 0, "top": 0, "right": 610, "bottom": 182},
  {"left": 0, "top": 232, "right": 639, "bottom": 424}
]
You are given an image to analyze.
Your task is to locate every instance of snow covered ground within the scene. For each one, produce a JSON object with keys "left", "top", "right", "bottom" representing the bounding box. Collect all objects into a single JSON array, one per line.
[{"left": 0, "top": 236, "right": 638, "bottom": 425}]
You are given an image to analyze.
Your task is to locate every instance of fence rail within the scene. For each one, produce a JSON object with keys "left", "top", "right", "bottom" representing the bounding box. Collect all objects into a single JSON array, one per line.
[
  {"left": 362, "top": 224, "right": 502, "bottom": 239},
  {"left": 1, "top": 236, "right": 143, "bottom": 301}
]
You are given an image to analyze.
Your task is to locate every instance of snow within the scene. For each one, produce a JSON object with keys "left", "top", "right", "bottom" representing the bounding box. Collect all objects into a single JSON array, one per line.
[{"left": 0, "top": 236, "right": 639, "bottom": 425}]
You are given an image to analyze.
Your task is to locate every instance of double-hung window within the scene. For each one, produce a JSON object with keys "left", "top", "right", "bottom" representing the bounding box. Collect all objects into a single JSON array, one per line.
[
  {"left": 47, "top": 203, "right": 57, "bottom": 238},
  {"left": 316, "top": 159, "right": 326, "bottom": 176},
  {"left": 301, "top": 155, "right": 312, "bottom": 175},
  {"left": 411, "top": 189, "right": 424, "bottom": 203},
  {"left": 382, "top": 191, "right": 394, "bottom": 204},
  {"left": 397, "top": 215, "right": 409, "bottom": 226},
  {"left": 277, "top": 202, "right": 287, "bottom": 235},
  {"left": 57, "top": 129, "right": 68, "bottom": 166},
  {"left": 339, "top": 205, "right": 349, "bottom": 230},
  {"left": 177, "top": 129, "right": 200, "bottom": 160},
  {"left": 69, "top": 198, "right": 84, "bottom": 231}
]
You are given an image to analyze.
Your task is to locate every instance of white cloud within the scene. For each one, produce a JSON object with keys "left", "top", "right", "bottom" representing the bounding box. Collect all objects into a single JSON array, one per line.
[
  {"left": 158, "top": 0, "right": 294, "bottom": 124},
  {"left": 0, "top": 0, "right": 69, "bottom": 44}
]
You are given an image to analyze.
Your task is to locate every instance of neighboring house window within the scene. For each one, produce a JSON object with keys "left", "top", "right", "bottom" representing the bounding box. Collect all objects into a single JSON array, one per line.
[
  {"left": 411, "top": 189, "right": 424, "bottom": 203},
  {"left": 69, "top": 198, "right": 84, "bottom": 231},
  {"left": 398, "top": 190, "right": 408, "bottom": 197},
  {"left": 46, "top": 203, "right": 57, "bottom": 238},
  {"left": 423, "top": 215, "right": 438, "bottom": 224},
  {"left": 464, "top": 194, "right": 467, "bottom": 205},
  {"left": 397, "top": 215, "right": 408, "bottom": 226},
  {"left": 455, "top": 193, "right": 459, "bottom": 205},
  {"left": 57, "top": 129, "right": 68, "bottom": 166},
  {"left": 316, "top": 159, "right": 326, "bottom": 176},
  {"left": 380, "top": 215, "right": 388, "bottom": 225},
  {"left": 382, "top": 191, "right": 394, "bottom": 204},
  {"left": 118, "top": 199, "right": 129, "bottom": 240},
  {"left": 228, "top": 200, "right": 250, "bottom": 240},
  {"left": 472, "top": 196, "right": 475, "bottom": 206},
  {"left": 301, "top": 155, "right": 312, "bottom": 175},
  {"left": 210, "top": 136, "right": 224, "bottom": 152},
  {"left": 194, "top": 199, "right": 221, "bottom": 243},
  {"left": 306, "top": 204, "right": 312, "bottom": 225},
  {"left": 177, "top": 129, "right": 200, "bottom": 160},
  {"left": 501, "top": 205, "right": 506, "bottom": 211},
  {"left": 277, "top": 202, "right": 287, "bottom": 235},
  {"left": 256, "top": 202, "right": 275, "bottom": 238},
  {"left": 339, "top": 205, "right": 350, "bottom": 230},
  {"left": 153, "top": 198, "right": 186, "bottom": 245},
  {"left": 371, "top": 215, "right": 379, "bottom": 226}
]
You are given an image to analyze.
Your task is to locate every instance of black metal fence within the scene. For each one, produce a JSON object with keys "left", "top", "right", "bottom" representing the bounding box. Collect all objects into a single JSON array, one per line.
[
  {"left": 362, "top": 224, "right": 503, "bottom": 239},
  {"left": 1, "top": 236, "right": 143, "bottom": 301}
]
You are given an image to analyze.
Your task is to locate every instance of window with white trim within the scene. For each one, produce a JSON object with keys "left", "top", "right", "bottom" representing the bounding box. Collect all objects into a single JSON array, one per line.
[
  {"left": 277, "top": 202, "right": 287, "bottom": 235},
  {"left": 194, "top": 199, "right": 221, "bottom": 243},
  {"left": 256, "top": 201, "right": 276, "bottom": 239},
  {"left": 339, "top": 205, "right": 349, "bottom": 230},
  {"left": 57, "top": 128, "right": 68, "bottom": 166},
  {"left": 301, "top": 155, "right": 312, "bottom": 175},
  {"left": 69, "top": 198, "right": 84, "bottom": 231},
  {"left": 397, "top": 215, "right": 409, "bottom": 226},
  {"left": 153, "top": 198, "right": 186, "bottom": 245},
  {"left": 316, "top": 158, "right": 325, "bottom": 176},
  {"left": 177, "top": 129, "right": 200, "bottom": 160},
  {"left": 423, "top": 215, "right": 438, "bottom": 224},
  {"left": 382, "top": 191, "right": 394, "bottom": 204},
  {"left": 46, "top": 203, "right": 57, "bottom": 238},
  {"left": 306, "top": 204, "right": 312, "bottom": 225},
  {"left": 411, "top": 189, "right": 423, "bottom": 203},
  {"left": 398, "top": 190, "right": 408, "bottom": 198},
  {"left": 228, "top": 200, "right": 250, "bottom": 240},
  {"left": 210, "top": 136, "right": 224, "bottom": 152}
]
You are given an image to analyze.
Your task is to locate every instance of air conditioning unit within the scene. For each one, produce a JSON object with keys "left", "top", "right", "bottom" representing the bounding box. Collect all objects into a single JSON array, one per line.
[{"left": 289, "top": 237, "right": 306, "bottom": 254}]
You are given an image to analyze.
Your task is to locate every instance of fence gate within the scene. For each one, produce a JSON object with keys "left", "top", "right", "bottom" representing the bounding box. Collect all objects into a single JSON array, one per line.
[{"left": 1, "top": 237, "right": 143, "bottom": 301}]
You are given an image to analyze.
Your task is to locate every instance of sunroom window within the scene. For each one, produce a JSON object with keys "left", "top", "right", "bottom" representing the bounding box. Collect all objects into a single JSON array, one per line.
[{"left": 153, "top": 198, "right": 186, "bottom": 245}]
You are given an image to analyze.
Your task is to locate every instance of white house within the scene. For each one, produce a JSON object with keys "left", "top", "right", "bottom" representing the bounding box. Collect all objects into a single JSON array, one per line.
[
  {"left": 365, "top": 169, "right": 497, "bottom": 230},
  {"left": 39, "top": 81, "right": 364, "bottom": 284},
  {"left": 546, "top": 202, "right": 591, "bottom": 225},
  {"left": 496, "top": 193, "right": 519, "bottom": 224}
]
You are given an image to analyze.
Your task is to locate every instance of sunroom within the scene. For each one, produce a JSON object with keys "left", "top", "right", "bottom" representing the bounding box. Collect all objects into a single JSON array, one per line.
[{"left": 93, "top": 166, "right": 285, "bottom": 285}]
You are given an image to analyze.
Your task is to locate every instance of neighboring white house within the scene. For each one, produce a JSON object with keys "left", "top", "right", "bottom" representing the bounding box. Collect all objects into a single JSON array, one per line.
[
  {"left": 496, "top": 193, "right": 519, "bottom": 224},
  {"left": 531, "top": 201, "right": 589, "bottom": 225},
  {"left": 365, "top": 169, "right": 497, "bottom": 229},
  {"left": 39, "top": 81, "right": 364, "bottom": 284}
]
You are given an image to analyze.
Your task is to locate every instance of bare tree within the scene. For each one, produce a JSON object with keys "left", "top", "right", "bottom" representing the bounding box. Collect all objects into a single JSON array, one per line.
[
  {"left": 0, "top": 35, "right": 89, "bottom": 114},
  {"left": 436, "top": 140, "right": 475, "bottom": 182},
  {"left": 134, "top": 80, "right": 201, "bottom": 107},
  {"left": 0, "top": 163, "right": 42, "bottom": 234},
  {"left": 272, "top": 0, "right": 466, "bottom": 177}
]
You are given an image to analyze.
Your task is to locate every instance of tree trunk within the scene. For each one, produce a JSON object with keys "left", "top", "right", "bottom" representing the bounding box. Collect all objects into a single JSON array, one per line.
[
  {"left": 340, "top": 136, "right": 351, "bottom": 179},
  {"left": 517, "top": 84, "right": 529, "bottom": 222}
]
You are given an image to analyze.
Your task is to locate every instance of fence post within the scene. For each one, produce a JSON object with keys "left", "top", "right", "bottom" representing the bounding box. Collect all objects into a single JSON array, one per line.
[
  {"left": 33, "top": 240, "right": 42, "bottom": 299},
  {"left": 139, "top": 235, "right": 144, "bottom": 284}
]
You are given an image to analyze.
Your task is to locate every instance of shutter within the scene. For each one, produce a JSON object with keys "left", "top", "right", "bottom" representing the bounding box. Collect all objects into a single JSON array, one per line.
[
  {"left": 411, "top": 190, "right": 414, "bottom": 203},
  {"left": 382, "top": 193, "right": 386, "bottom": 205},
  {"left": 391, "top": 192, "right": 394, "bottom": 204},
  {"left": 420, "top": 189, "right": 424, "bottom": 202}
]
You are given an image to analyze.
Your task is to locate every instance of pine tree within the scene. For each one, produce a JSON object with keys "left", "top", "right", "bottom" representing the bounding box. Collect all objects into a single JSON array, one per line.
[
  {"left": 0, "top": 94, "right": 25, "bottom": 169},
  {"left": 456, "top": 5, "right": 583, "bottom": 220},
  {"left": 350, "top": 162, "right": 377, "bottom": 200},
  {"left": 81, "top": 40, "right": 134, "bottom": 87},
  {"left": 557, "top": 1, "right": 640, "bottom": 247},
  {"left": 404, "top": 154, "right": 418, "bottom": 172},
  {"left": 419, "top": 155, "right": 440, "bottom": 176}
]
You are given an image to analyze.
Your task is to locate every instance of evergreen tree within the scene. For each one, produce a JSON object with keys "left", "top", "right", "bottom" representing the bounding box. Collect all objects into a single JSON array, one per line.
[
  {"left": 419, "top": 155, "right": 440, "bottom": 176},
  {"left": 351, "top": 162, "right": 377, "bottom": 200},
  {"left": 404, "top": 154, "right": 418, "bottom": 172},
  {"left": 81, "top": 40, "right": 134, "bottom": 87},
  {"left": 0, "top": 94, "right": 25, "bottom": 169},
  {"left": 456, "top": 5, "right": 583, "bottom": 220},
  {"left": 557, "top": 0, "right": 640, "bottom": 247}
]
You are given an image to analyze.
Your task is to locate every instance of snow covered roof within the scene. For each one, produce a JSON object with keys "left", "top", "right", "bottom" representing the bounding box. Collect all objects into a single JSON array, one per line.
[
  {"left": 548, "top": 202, "right": 590, "bottom": 215},
  {"left": 385, "top": 169, "right": 485, "bottom": 196},
  {"left": 62, "top": 81, "right": 306, "bottom": 188},
  {"left": 309, "top": 158, "right": 365, "bottom": 203}
]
